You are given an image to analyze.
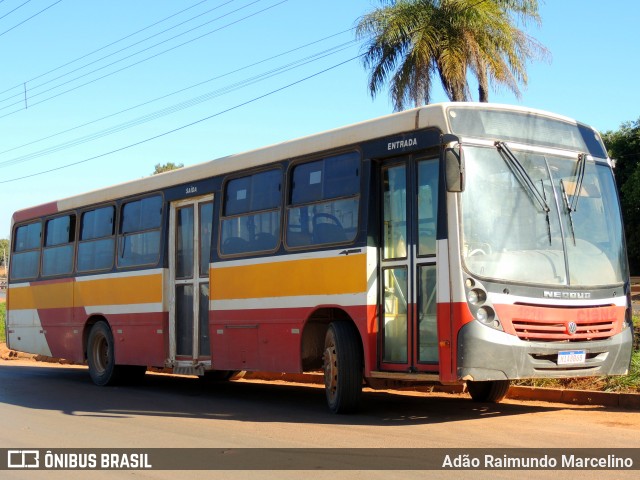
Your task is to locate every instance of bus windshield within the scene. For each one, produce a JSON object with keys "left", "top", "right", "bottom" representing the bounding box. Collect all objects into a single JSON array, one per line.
[{"left": 460, "top": 144, "right": 627, "bottom": 286}]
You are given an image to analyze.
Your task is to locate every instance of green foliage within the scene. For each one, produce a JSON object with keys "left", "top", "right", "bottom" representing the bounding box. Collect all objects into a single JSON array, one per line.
[
  {"left": 602, "top": 118, "right": 640, "bottom": 274},
  {"left": 0, "top": 238, "right": 8, "bottom": 269},
  {"left": 356, "top": 0, "right": 548, "bottom": 109},
  {"left": 601, "top": 349, "right": 640, "bottom": 392},
  {"left": 0, "top": 302, "right": 5, "bottom": 344},
  {"left": 152, "top": 162, "right": 184, "bottom": 175}
]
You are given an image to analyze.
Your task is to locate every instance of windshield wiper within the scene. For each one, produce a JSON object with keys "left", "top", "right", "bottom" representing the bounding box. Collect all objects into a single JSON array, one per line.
[
  {"left": 495, "top": 141, "right": 552, "bottom": 244},
  {"left": 570, "top": 153, "right": 587, "bottom": 212},
  {"left": 559, "top": 153, "right": 587, "bottom": 246}
]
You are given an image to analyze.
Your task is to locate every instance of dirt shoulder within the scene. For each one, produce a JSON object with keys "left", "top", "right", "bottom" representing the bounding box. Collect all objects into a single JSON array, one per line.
[
  {"left": 1, "top": 342, "right": 638, "bottom": 410},
  {"left": 0, "top": 342, "right": 36, "bottom": 361}
]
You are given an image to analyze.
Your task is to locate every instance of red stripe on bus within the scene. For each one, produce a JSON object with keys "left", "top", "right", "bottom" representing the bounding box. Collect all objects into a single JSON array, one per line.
[
  {"left": 12, "top": 201, "right": 59, "bottom": 223},
  {"left": 38, "top": 309, "right": 168, "bottom": 366},
  {"left": 210, "top": 304, "right": 371, "bottom": 374}
]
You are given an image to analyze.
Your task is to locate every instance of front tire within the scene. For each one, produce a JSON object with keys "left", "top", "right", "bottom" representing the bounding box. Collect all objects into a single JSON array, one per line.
[
  {"left": 323, "top": 321, "right": 363, "bottom": 414},
  {"left": 87, "top": 321, "right": 119, "bottom": 386},
  {"left": 466, "top": 380, "right": 510, "bottom": 403}
]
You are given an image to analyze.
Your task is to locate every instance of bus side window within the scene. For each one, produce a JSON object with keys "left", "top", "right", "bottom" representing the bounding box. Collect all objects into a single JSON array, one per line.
[
  {"left": 42, "top": 215, "right": 76, "bottom": 277},
  {"left": 219, "top": 169, "right": 282, "bottom": 256},
  {"left": 286, "top": 152, "right": 360, "bottom": 248},
  {"left": 78, "top": 205, "right": 115, "bottom": 272},
  {"left": 118, "top": 195, "right": 162, "bottom": 267},
  {"left": 10, "top": 221, "right": 42, "bottom": 280}
]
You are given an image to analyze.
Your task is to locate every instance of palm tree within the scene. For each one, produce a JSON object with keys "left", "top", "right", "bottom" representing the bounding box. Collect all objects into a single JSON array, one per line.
[{"left": 356, "top": 0, "right": 549, "bottom": 110}]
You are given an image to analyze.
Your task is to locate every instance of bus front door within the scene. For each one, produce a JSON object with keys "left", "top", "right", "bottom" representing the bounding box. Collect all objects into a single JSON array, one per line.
[
  {"left": 379, "top": 157, "right": 440, "bottom": 373},
  {"left": 168, "top": 195, "right": 214, "bottom": 374}
]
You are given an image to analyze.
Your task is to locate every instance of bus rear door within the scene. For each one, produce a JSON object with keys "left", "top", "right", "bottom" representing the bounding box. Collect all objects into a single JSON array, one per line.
[{"left": 168, "top": 195, "right": 214, "bottom": 374}]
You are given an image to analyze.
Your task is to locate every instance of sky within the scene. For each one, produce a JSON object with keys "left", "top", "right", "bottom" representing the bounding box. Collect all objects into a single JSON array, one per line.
[{"left": 0, "top": 0, "right": 639, "bottom": 239}]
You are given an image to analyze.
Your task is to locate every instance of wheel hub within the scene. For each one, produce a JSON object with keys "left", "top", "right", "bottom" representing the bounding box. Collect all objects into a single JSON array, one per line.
[{"left": 323, "top": 346, "right": 337, "bottom": 395}]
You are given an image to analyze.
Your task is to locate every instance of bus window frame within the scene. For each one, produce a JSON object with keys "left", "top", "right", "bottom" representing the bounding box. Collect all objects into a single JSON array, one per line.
[
  {"left": 76, "top": 203, "right": 117, "bottom": 274},
  {"left": 10, "top": 219, "right": 43, "bottom": 281},
  {"left": 41, "top": 212, "right": 77, "bottom": 278},
  {"left": 217, "top": 165, "right": 284, "bottom": 259},
  {"left": 116, "top": 193, "right": 164, "bottom": 269},
  {"left": 284, "top": 149, "right": 363, "bottom": 251}
]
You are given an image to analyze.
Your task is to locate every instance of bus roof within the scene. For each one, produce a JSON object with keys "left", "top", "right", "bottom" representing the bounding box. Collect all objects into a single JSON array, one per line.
[{"left": 11, "top": 102, "right": 585, "bottom": 225}]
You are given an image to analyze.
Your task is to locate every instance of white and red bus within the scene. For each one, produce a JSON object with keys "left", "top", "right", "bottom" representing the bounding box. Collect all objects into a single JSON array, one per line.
[{"left": 6, "top": 103, "right": 633, "bottom": 413}]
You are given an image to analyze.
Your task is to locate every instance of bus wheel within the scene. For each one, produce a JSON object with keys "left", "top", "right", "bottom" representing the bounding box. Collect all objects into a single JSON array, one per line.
[
  {"left": 87, "top": 321, "right": 119, "bottom": 386},
  {"left": 323, "top": 321, "right": 362, "bottom": 414},
  {"left": 466, "top": 380, "right": 510, "bottom": 403}
]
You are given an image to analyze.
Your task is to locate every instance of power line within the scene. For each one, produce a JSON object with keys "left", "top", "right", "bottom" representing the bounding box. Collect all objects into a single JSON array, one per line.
[
  {"left": 0, "top": 0, "right": 285, "bottom": 115},
  {"left": 1, "top": 0, "right": 239, "bottom": 103},
  {"left": 0, "top": 0, "right": 62, "bottom": 38},
  {"left": 0, "top": 54, "right": 364, "bottom": 184},
  {"left": 0, "top": 26, "right": 355, "bottom": 159},
  {"left": 0, "top": 0, "right": 249, "bottom": 106},
  {"left": 0, "top": 38, "right": 358, "bottom": 168},
  {"left": 0, "top": 0, "right": 32, "bottom": 22},
  {"left": 0, "top": 0, "right": 209, "bottom": 96}
]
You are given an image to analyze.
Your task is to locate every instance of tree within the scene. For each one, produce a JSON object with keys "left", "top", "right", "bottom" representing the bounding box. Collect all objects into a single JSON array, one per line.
[
  {"left": 356, "top": 0, "right": 548, "bottom": 110},
  {"left": 0, "top": 238, "right": 8, "bottom": 275},
  {"left": 602, "top": 118, "right": 640, "bottom": 275},
  {"left": 152, "top": 162, "right": 183, "bottom": 175}
]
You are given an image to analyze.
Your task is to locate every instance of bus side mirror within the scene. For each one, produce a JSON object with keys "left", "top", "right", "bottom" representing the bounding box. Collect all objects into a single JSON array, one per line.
[{"left": 445, "top": 143, "right": 464, "bottom": 192}]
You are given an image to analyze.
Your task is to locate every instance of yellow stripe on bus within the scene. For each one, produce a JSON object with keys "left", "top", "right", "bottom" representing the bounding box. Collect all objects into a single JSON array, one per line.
[
  {"left": 9, "top": 281, "right": 74, "bottom": 310},
  {"left": 74, "top": 274, "right": 163, "bottom": 306},
  {"left": 211, "top": 254, "right": 366, "bottom": 300},
  {"left": 9, "top": 273, "right": 163, "bottom": 310}
]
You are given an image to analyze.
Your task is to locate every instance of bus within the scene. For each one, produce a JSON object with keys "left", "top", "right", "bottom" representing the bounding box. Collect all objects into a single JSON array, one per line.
[{"left": 6, "top": 103, "right": 633, "bottom": 413}]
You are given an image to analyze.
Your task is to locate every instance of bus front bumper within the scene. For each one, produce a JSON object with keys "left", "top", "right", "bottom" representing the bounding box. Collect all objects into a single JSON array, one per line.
[{"left": 457, "top": 320, "right": 633, "bottom": 382}]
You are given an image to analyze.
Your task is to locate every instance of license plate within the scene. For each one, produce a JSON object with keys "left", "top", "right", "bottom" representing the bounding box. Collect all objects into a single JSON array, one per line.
[{"left": 558, "top": 350, "right": 586, "bottom": 365}]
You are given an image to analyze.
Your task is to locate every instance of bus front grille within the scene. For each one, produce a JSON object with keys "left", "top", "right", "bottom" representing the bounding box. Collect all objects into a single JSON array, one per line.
[{"left": 511, "top": 318, "right": 616, "bottom": 342}]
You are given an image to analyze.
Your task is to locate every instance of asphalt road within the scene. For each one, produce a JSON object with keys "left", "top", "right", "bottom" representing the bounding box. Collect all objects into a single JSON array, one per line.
[{"left": 0, "top": 360, "right": 639, "bottom": 480}]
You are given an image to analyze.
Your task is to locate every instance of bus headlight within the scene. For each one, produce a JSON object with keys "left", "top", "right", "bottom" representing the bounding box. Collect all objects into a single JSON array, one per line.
[
  {"left": 476, "top": 307, "right": 494, "bottom": 323},
  {"left": 464, "top": 277, "right": 503, "bottom": 331},
  {"left": 467, "top": 290, "right": 479, "bottom": 305},
  {"left": 467, "top": 289, "right": 486, "bottom": 306},
  {"left": 477, "top": 307, "right": 502, "bottom": 330}
]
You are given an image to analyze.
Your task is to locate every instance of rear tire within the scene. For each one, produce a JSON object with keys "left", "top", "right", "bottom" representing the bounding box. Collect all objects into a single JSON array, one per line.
[
  {"left": 323, "top": 321, "right": 363, "bottom": 414},
  {"left": 87, "top": 321, "right": 119, "bottom": 386},
  {"left": 466, "top": 380, "right": 510, "bottom": 403}
]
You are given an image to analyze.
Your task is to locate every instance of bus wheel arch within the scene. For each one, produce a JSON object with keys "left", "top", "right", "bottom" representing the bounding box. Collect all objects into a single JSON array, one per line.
[{"left": 300, "top": 307, "right": 361, "bottom": 371}]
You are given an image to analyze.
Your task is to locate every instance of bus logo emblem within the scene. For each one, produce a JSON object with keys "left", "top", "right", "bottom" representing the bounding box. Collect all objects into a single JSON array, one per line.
[{"left": 567, "top": 322, "right": 578, "bottom": 335}]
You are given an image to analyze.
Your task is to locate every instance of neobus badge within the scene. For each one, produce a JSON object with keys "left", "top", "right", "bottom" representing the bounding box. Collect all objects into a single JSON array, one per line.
[{"left": 543, "top": 291, "right": 592, "bottom": 299}]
